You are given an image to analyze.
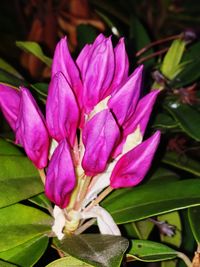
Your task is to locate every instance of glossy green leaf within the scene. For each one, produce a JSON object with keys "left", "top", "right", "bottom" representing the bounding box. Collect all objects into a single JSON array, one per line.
[
  {"left": 54, "top": 234, "right": 129, "bottom": 267},
  {"left": 152, "top": 113, "right": 179, "bottom": 129},
  {"left": 0, "top": 235, "right": 49, "bottom": 267},
  {"left": 0, "top": 69, "right": 25, "bottom": 87},
  {"left": 127, "top": 240, "right": 177, "bottom": 262},
  {"left": 16, "top": 41, "right": 52, "bottom": 67},
  {"left": 164, "top": 99, "right": 200, "bottom": 141},
  {"left": 158, "top": 212, "right": 182, "bottom": 248},
  {"left": 170, "top": 57, "right": 200, "bottom": 88},
  {"left": 0, "top": 260, "right": 17, "bottom": 267},
  {"left": 161, "top": 39, "right": 186, "bottom": 80},
  {"left": 0, "top": 139, "right": 23, "bottom": 155},
  {"left": 0, "top": 141, "right": 44, "bottom": 207},
  {"left": 148, "top": 167, "right": 179, "bottom": 184},
  {"left": 188, "top": 206, "right": 200, "bottom": 243},
  {"left": 125, "top": 220, "right": 154, "bottom": 239},
  {"left": 0, "top": 204, "right": 52, "bottom": 252},
  {"left": 102, "top": 179, "right": 200, "bottom": 224},
  {"left": 162, "top": 259, "right": 177, "bottom": 267},
  {"left": 77, "top": 24, "right": 98, "bottom": 50},
  {"left": 162, "top": 151, "right": 200, "bottom": 176},
  {"left": 0, "top": 58, "right": 22, "bottom": 79},
  {"left": 46, "top": 256, "right": 93, "bottom": 267},
  {"left": 29, "top": 193, "right": 52, "bottom": 212},
  {"left": 31, "top": 83, "right": 48, "bottom": 97},
  {"left": 177, "top": 210, "right": 195, "bottom": 267},
  {"left": 130, "top": 16, "right": 154, "bottom": 66}
]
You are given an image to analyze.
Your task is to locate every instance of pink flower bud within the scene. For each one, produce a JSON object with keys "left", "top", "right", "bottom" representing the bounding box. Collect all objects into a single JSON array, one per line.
[
  {"left": 110, "top": 131, "right": 161, "bottom": 188},
  {"left": 46, "top": 72, "right": 79, "bottom": 146},
  {"left": 82, "top": 109, "right": 120, "bottom": 176},
  {"left": 45, "top": 139, "right": 76, "bottom": 209},
  {"left": 15, "top": 87, "right": 49, "bottom": 169},
  {"left": 0, "top": 84, "right": 20, "bottom": 130}
]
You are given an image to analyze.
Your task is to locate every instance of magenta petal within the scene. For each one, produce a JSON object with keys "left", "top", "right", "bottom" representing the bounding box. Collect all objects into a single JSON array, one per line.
[
  {"left": 108, "top": 65, "right": 143, "bottom": 126},
  {"left": 51, "top": 37, "right": 82, "bottom": 105},
  {"left": 110, "top": 131, "right": 161, "bottom": 189},
  {"left": 15, "top": 87, "right": 49, "bottom": 169},
  {"left": 82, "top": 109, "right": 120, "bottom": 176},
  {"left": 46, "top": 72, "right": 79, "bottom": 146},
  {"left": 124, "top": 90, "right": 160, "bottom": 136},
  {"left": 45, "top": 139, "right": 76, "bottom": 209},
  {"left": 0, "top": 84, "right": 20, "bottom": 131},
  {"left": 76, "top": 34, "right": 106, "bottom": 76},
  {"left": 109, "top": 38, "right": 129, "bottom": 92},
  {"left": 82, "top": 37, "right": 115, "bottom": 112}
]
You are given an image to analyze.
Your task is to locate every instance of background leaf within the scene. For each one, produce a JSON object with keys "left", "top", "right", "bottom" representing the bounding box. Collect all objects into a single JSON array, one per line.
[
  {"left": 127, "top": 240, "right": 177, "bottom": 262},
  {"left": 0, "top": 236, "right": 49, "bottom": 267},
  {"left": 16, "top": 41, "right": 52, "bottom": 67},
  {"left": 54, "top": 234, "right": 129, "bottom": 267},
  {"left": 46, "top": 256, "right": 93, "bottom": 267},
  {"left": 0, "top": 204, "right": 52, "bottom": 252},
  {"left": 188, "top": 206, "right": 200, "bottom": 243},
  {"left": 102, "top": 179, "right": 200, "bottom": 224}
]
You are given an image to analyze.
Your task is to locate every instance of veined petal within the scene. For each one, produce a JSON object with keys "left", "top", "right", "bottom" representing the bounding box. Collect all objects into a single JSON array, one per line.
[
  {"left": 109, "top": 38, "right": 129, "bottom": 91},
  {"left": 82, "top": 37, "right": 115, "bottom": 113},
  {"left": 46, "top": 72, "right": 79, "bottom": 146},
  {"left": 81, "top": 205, "right": 121, "bottom": 236},
  {"left": 108, "top": 65, "right": 143, "bottom": 126},
  {"left": 124, "top": 90, "right": 160, "bottom": 136},
  {"left": 110, "top": 131, "right": 161, "bottom": 189},
  {"left": 45, "top": 139, "right": 76, "bottom": 209},
  {"left": 76, "top": 34, "right": 106, "bottom": 78},
  {"left": 82, "top": 109, "right": 120, "bottom": 176},
  {"left": 51, "top": 36, "right": 82, "bottom": 105},
  {"left": 15, "top": 87, "right": 49, "bottom": 169},
  {"left": 0, "top": 84, "right": 20, "bottom": 130}
]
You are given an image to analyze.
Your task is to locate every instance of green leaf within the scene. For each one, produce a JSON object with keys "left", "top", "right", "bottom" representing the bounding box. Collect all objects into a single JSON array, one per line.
[
  {"left": 188, "top": 206, "right": 200, "bottom": 243},
  {"left": 0, "top": 140, "right": 44, "bottom": 208},
  {"left": 54, "top": 234, "right": 129, "bottom": 267},
  {"left": 0, "top": 139, "right": 23, "bottom": 155},
  {"left": 102, "top": 179, "right": 200, "bottom": 224},
  {"left": 164, "top": 99, "right": 200, "bottom": 141},
  {"left": 16, "top": 41, "right": 52, "bottom": 67},
  {"left": 0, "top": 69, "right": 26, "bottom": 87},
  {"left": 0, "top": 260, "right": 17, "bottom": 267},
  {"left": 162, "top": 259, "right": 177, "bottom": 267},
  {"left": 125, "top": 220, "right": 154, "bottom": 239},
  {"left": 161, "top": 39, "right": 186, "bottom": 80},
  {"left": 170, "top": 57, "right": 200, "bottom": 88},
  {"left": 158, "top": 212, "right": 182, "bottom": 248},
  {"left": 162, "top": 151, "right": 200, "bottom": 176},
  {"left": 29, "top": 193, "right": 52, "bottom": 212},
  {"left": 77, "top": 25, "right": 98, "bottom": 50},
  {"left": 130, "top": 16, "right": 154, "bottom": 67},
  {"left": 31, "top": 83, "right": 48, "bottom": 97},
  {"left": 152, "top": 113, "right": 179, "bottom": 129},
  {"left": 46, "top": 256, "right": 93, "bottom": 267},
  {"left": 0, "top": 58, "right": 23, "bottom": 79},
  {"left": 148, "top": 167, "right": 179, "bottom": 184},
  {"left": 0, "top": 204, "right": 52, "bottom": 252},
  {"left": 0, "top": 235, "right": 49, "bottom": 267},
  {"left": 127, "top": 240, "right": 177, "bottom": 262}
]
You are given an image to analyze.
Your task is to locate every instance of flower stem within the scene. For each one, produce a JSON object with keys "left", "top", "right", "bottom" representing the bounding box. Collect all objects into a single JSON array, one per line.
[
  {"left": 136, "top": 34, "right": 181, "bottom": 57},
  {"left": 177, "top": 252, "right": 192, "bottom": 267},
  {"left": 74, "top": 176, "right": 91, "bottom": 210},
  {"left": 86, "top": 186, "right": 113, "bottom": 211},
  {"left": 38, "top": 169, "right": 46, "bottom": 184},
  {"left": 74, "top": 218, "right": 96, "bottom": 235}
]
